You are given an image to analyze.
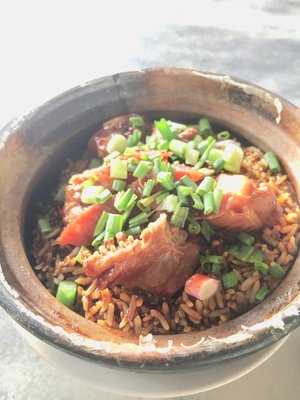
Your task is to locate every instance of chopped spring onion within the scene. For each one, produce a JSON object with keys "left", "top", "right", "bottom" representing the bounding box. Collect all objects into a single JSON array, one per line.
[
  {"left": 203, "top": 255, "right": 224, "bottom": 264},
  {"left": 255, "top": 287, "right": 270, "bottom": 301},
  {"left": 207, "top": 148, "right": 223, "bottom": 164},
  {"left": 89, "top": 158, "right": 102, "bottom": 168},
  {"left": 198, "top": 118, "right": 213, "bottom": 137},
  {"left": 179, "top": 176, "right": 198, "bottom": 190},
  {"left": 191, "top": 193, "right": 204, "bottom": 210},
  {"left": 222, "top": 271, "right": 239, "bottom": 289},
  {"left": 128, "top": 129, "right": 142, "bottom": 147},
  {"left": 217, "top": 131, "right": 231, "bottom": 140},
  {"left": 195, "top": 137, "right": 216, "bottom": 168},
  {"left": 185, "top": 146, "right": 200, "bottom": 166},
  {"left": 213, "top": 158, "right": 225, "bottom": 173},
  {"left": 38, "top": 217, "right": 52, "bottom": 234},
  {"left": 129, "top": 212, "right": 149, "bottom": 227},
  {"left": 201, "top": 220, "right": 214, "bottom": 241},
  {"left": 104, "top": 150, "right": 120, "bottom": 161},
  {"left": 104, "top": 230, "right": 115, "bottom": 241},
  {"left": 127, "top": 159, "right": 138, "bottom": 172},
  {"left": 171, "top": 205, "right": 189, "bottom": 228},
  {"left": 143, "top": 179, "right": 155, "bottom": 197},
  {"left": 105, "top": 213, "right": 124, "bottom": 235},
  {"left": 158, "top": 194, "right": 178, "bottom": 213},
  {"left": 188, "top": 221, "right": 201, "bottom": 235},
  {"left": 107, "top": 134, "right": 128, "bottom": 154},
  {"left": 169, "top": 139, "right": 186, "bottom": 158},
  {"left": 156, "top": 140, "right": 169, "bottom": 150},
  {"left": 122, "top": 199, "right": 137, "bottom": 223},
  {"left": 81, "top": 186, "right": 104, "bottom": 204},
  {"left": 112, "top": 179, "right": 126, "bottom": 192},
  {"left": 223, "top": 143, "right": 244, "bottom": 173},
  {"left": 196, "top": 176, "right": 216, "bottom": 195},
  {"left": 228, "top": 244, "right": 254, "bottom": 261},
  {"left": 155, "top": 118, "right": 175, "bottom": 141},
  {"left": 129, "top": 115, "right": 145, "bottom": 127},
  {"left": 248, "top": 249, "right": 264, "bottom": 264},
  {"left": 115, "top": 188, "right": 135, "bottom": 212},
  {"left": 213, "top": 188, "right": 223, "bottom": 213},
  {"left": 264, "top": 152, "right": 281, "bottom": 174},
  {"left": 81, "top": 178, "right": 95, "bottom": 189},
  {"left": 94, "top": 211, "right": 109, "bottom": 236},
  {"left": 178, "top": 185, "right": 193, "bottom": 197},
  {"left": 133, "top": 161, "right": 153, "bottom": 179},
  {"left": 138, "top": 191, "right": 164, "bottom": 209},
  {"left": 96, "top": 188, "right": 112, "bottom": 204},
  {"left": 56, "top": 281, "right": 77, "bottom": 308},
  {"left": 157, "top": 171, "right": 175, "bottom": 190},
  {"left": 203, "top": 192, "right": 214, "bottom": 215},
  {"left": 269, "top": 262, "right": 285, "bottom": 278},
  {"left": 110, "top": 159, "right": 128, "bottom": 179},
  {"left": 91, "top": 231, "right": 105, "bottom": 248},
  {"left": 127, "top": 225, "right": 142, "bottom": 236},
  {"left": 155, "top": 191, "right": 169, "bottom": 204},
  {"left": 238, "top": 232, "right": 255, "bottom": 246},
  {"left": 255, "top": 261, "right": 269, "bottom": 275}
]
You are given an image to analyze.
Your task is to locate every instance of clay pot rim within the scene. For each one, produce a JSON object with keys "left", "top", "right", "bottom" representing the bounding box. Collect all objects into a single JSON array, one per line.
[{"left": 1, "top": 67, "right": 300, "bottom": 371}]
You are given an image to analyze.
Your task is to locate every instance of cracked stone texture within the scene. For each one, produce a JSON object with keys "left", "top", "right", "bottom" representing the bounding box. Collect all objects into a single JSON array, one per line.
[{"left": 1, "top": 0, "right": 300, "bottom": 399}]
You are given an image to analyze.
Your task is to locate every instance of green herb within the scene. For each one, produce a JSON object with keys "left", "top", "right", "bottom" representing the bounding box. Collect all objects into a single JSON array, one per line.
[
  {"left": 264, "top": 152, "right": 281, "bottom": 174},
  {"left": 155, "top": 118, "right": 175, "bottom": 141},
  {"left": 171, "top": 205, "right": 189, "bottom": 228},
  {"left": 94, "top": 211, "right": 109, "bottom": 236},
  {"left": 133, "top": 161, "right": 153, "bottom": 179},
  {"left": 255, "top": 287, "right": 270, "bottom": 301},
  {"left": 112, "top": 179, "right": 126, "bottom": 192},
  {"left": 110, "top": 159, "right": 128, "bottom": 179},
  {"left": 56, "top": 281, "right": 77, "bottom": 308},
  {"left": 198, "top": 118, "right": 213, "bottom": 137},
  {"left": 217, "top": 131, "right": 231, "bottom": 140},
  {"left": 128, "top": 129, "right": 142, "bottom": 147},
  {"left": 157, "top": 171, "right": 175, "bottom": 190},
  {"left": 129, "top": 115, "right": 145, "bottom": 127},
  {"left": 222, "top": 271, "right": 239, "bottom": 289},
  {"left": 107, "top": 134, "right": 128, "bottom": 154},
  {"left": 269, "top": 262, "right": 285, "bottom": 278}
]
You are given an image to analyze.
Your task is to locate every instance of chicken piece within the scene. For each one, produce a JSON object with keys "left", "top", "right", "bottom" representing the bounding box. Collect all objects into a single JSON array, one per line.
[
  {"left": 88, "top": 114, "right": 149, "bottom": 157},
  {"left": 84, "top": 214, "right": 200, "bottom": 296},
  {"left": 207, "top": 174, "right": 281, "bottom": 231}
]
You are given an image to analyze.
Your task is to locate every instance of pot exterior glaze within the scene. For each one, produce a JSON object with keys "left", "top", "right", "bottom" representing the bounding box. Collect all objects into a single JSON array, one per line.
[{"left": 1, "top": 69, "right": 300, "bottom": 373}]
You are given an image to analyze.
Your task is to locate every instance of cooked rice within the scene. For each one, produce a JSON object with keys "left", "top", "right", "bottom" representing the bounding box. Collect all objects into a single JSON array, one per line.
[{"left": 31, "top": 147, "right": 300, "bottom": 335}]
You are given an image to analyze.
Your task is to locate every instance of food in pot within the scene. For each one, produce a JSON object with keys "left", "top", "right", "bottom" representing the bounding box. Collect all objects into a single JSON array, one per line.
[{"left": 31, "top": 114, "right": 299, "bottom": 335}]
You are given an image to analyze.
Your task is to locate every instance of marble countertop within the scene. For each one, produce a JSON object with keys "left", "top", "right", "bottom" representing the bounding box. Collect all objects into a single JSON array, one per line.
[{"left": 1, "top": 0, "right": 300, "bottom": 399}]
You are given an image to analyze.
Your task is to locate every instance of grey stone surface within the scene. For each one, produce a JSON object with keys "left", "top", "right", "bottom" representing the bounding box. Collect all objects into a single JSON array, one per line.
[{"left": 1, "top": 0, "right": 300, "bottom": 399}]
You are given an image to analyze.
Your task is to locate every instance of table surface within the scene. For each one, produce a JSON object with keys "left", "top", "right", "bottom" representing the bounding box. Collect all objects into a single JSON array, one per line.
[{"left": 1, "top": 1, "right": 300, "bottom": 399}]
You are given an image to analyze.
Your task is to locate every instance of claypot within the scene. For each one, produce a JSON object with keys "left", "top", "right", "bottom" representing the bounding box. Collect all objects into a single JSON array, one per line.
[{"left": 1, "top": 68, "right": 300, "bottom": 397}]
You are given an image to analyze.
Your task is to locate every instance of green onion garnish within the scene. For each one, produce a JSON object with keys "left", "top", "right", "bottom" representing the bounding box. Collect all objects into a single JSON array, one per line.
[
  {"left": 156, "top": 140, "right": 169, "bottom": 150},
  {"left": 212, "top": 263, "right": 221, "bottom": 275},
  {"left": 56, "top": 281, "right": 77, "bottom": 308},
  {"left": 185, "top": 146, "right": 200, "bottom": 166},
  {"left": 155, "top": 118, "right": 175, "bottom": 141},
  {"left": 196, "top": 176, "right": 216, "bottom": 195},
  {"left": 143, "top": 179, "right": 155, "bottom": 197},
  {"left": 195, "top": 137, "right": 216, "bottom": 168},
  {"left": 228, "top": 244, "right": 254, "bottom": 261},
  {"left": 203, "top": 255, "right": 224, "bottom": 264},
  {"left": 203, "top": 192, "right": 214, "bottom": 215},
  {"left": 133, "top": 161, "right": 153, "bottom": 179},
  {"left": 198, "top": 118, "right": 213, "bottom": 137},
  {"left": 127, "top": 226, "right": 142, "bottom": 236},
  {"left": 223, "top": 143, "right": 244, "bottom": 173},
  {"left": 107, "top": 134, "right": 128, "bottom": 154},
  {"left": 138, "top": 191, "right": 164, "bottom": 209},
  {"left": 213, "top": 158, "right": 225, "bottom": 173},
  {"left": 112, "top": 179, "right": 126, "bottom": 192},
  {"left": 129, "top": 212, "right": 149, "bottom": 227},
  {"left": 178, "top": 185, "right": 193, "bottom": 197},
  {"left": 213, "top": 188, "right": 223, "bottom": 213},
  {"left": 158, "top": 194, "right": 178, "bottom": 213},
  {"left": 169, "top": 139, "right": 186, "bottom": 158},
  {"left": 222, "top": 271, "right": 239, "bottom": 289},
  {"left": 81, "top": 186, "right": 104, "bottom": 204},
  {"left": 264, "top": 152, "right": 281, "bottom": 174},
  {"left": 105, "top": 213, "right": 124, "bottom": 235},
  {"left": 191, "top": 193, "right": 204, "bottom": 210},
  {"left": 75, "top": 246, "right": 88, "bottom": 264},
  {"left": 129, "top": 115, "right": 145, "bottom": 127},
  {"left": 38, "top": 217, "right": 52, "bottom": 234},
  {"left": 127, "top": 129, "right": 142, "bottom": 147},
  {"left": 217, "top": 131, "right": 231, "bottom": 140},
  {"left": 201, "top": 220, "right": 214, "bottom": 241},
  {"left": 110, "top": 159, "right": 128, "bottom": 179},
  {"left": 269, "top": 262, "right": 285, "bottom": 278},
  {"left": 255, "top": 261, "right": 269, "bottom": 275},
  {"left": 157, "top": 171, "right": 175, "bottom": 190},
  {"left": 91, "top": 231, "right": 105, "bottom": 248},
  {"left": 188, "top": 221, "right": 201, "bottom": 235},
  {"left": 94, "top": 211, "right": 109, "bottom": 237},
  {"left": 255, "top": 287, "right": 269, "bottom": 302},
  {"left": 207, "top": 148, "right": 224, "bottom": 164},
  {"left": 248, "top": 249, "right": 264, "bottom": 264},
  {"left": 81, "top": 178, "right": 95, "bottom": 189},
  {"left": 171, "top": 205, "right": 189, "bottom": 228},
  {"left": 115, "top": 188, "right": 135, "bottom": 212},
  {"left": 238, "top": 232, "right": 255, "bottom": 246},
  {"left": 179, "top": 176, "right": 197, "bottom": 190},
  {"left": 96, "top": 188, "right": 112, "bottom": 204}
]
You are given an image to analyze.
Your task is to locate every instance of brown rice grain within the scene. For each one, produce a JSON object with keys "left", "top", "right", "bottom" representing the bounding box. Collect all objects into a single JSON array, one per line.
[
  {"left": 106, "top": 303, "right": 115, "bottom": 327},
  {"left": 180, "top": 304, "right": 202, "bottom": 321},
  {"left": 182, "top": 292, "right": 194, "bottom": 307},
  {"left": 240, "top": 276, "right": 258, "bottom": 292},
  {"left": 127, "top": 295, "right": 137, "bottom": 322},
  {"left": 150, "top": 309, "right": 170, "bottom": 331},
  {"left": 249, "top": 280, "right": 261, "bottom": 303},
  {"left": 133, "top": 315, "right": 142, "bottom": 335}
]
